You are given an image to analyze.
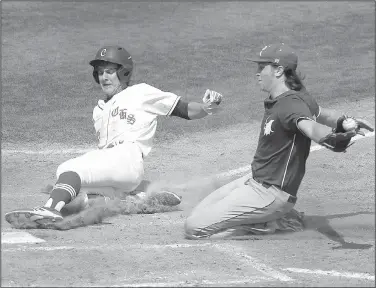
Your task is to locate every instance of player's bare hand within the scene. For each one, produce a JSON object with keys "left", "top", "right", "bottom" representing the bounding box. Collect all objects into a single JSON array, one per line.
[
  {"left": 202, "top": 89, "right": 223, "bottom": 115},
  {"left": 352, "top": 118, "right": 374, "bottom": 137},
  {"left": 341, "top": 116, "right": 373, "bottom": 137},
  {"left": 355, "top": 118, "right": 374, "bottom": 133}
]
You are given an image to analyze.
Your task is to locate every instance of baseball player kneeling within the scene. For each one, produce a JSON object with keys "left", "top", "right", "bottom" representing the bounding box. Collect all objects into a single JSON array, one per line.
[
  {"left": 5, "top": 45, "right": 223, "bottom": 229},
  {"left": 184, "top": 43, "right": 373, "bottom": 239}
]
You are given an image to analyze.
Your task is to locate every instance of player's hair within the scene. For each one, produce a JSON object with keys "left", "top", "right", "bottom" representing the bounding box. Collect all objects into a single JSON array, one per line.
[{"left": 284, "top": 68, "right": 305, "bottom": 91}]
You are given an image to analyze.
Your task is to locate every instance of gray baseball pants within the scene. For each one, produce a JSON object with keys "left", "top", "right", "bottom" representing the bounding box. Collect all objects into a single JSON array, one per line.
[{"left": 184, "top": 172, "right": 296, "bottom": 239}]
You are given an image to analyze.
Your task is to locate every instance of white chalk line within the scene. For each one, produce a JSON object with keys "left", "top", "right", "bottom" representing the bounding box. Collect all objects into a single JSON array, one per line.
[
  {"left": 2, "top": 147, "right": 97, "bottom": 155},
  {"left": 1, "top": 231, "right": 46, "bottom": 244},
  {"left": 3, "top": 242, "right": 287, "bottom": 283},
  {"left": 108, "top": 276, "right": 270, "bottom": 287},
  {"left": 213, "top": 243, "right": 293, "bottom": 282},
  {"left": 2, "top": 242, "right": 213, "bottom": 252},
  {"left": 282, "top": 268, "right": 375, "bottom": 281},
  {"left": 3, "top": 241, "right": 292, "bottom": 282},
  {"left": 4, "top": 242, "right": 374, "bottom": 283},
  {"left": 3, "top": 194, "right": 46, "bottom": 198},
  {"left": 2, "top": 131, "right": 374, "bottom": 157}
]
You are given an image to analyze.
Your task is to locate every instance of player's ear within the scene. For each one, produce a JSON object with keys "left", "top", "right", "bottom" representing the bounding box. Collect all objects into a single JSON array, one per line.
[{"left": 274, "top": 65, "right": 284, "bottom": 77}]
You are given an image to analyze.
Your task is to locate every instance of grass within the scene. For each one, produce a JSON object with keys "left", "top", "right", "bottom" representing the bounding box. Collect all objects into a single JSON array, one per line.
[{"left": 2, "top": 1, "right": 375, "bottom": 146}]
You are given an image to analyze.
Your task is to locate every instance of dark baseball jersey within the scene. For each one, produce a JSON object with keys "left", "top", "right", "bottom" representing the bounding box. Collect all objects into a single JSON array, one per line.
[{"left": 251, "top": 89, "right": 320, "bottom": 197}]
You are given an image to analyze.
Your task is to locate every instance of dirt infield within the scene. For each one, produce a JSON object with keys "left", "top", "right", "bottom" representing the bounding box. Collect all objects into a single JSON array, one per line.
[
  {"left": 2, "top": 99, "right": 375, "bottom": 287},
  {"left": 2, "top": 1, "right": 375, "bottom": 286}
]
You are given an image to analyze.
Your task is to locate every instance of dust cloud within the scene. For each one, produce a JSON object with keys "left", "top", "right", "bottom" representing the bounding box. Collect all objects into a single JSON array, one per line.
[{"left": 40, "top": 176, "right": 232, "bottom": 230}]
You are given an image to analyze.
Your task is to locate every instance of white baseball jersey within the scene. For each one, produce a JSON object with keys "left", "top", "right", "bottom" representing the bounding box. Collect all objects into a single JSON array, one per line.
[{"left": 92, "top": 83, "right": 181, "bottom": 157}]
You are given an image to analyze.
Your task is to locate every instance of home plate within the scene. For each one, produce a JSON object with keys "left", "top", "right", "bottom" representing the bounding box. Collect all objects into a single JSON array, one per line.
[{"left": 1, "top": 232, "right": 45, "bottom": 244}]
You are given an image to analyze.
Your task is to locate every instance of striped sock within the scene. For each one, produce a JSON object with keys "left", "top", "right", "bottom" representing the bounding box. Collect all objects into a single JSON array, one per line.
[{"left": 44, "top": 171, "right": 81, "bottom": 212}]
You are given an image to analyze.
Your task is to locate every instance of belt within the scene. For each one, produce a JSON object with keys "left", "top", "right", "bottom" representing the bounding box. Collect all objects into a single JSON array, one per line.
[
  {"left": 106, "top": 140, "right": 124, "bottom": 149},
  {"left": 106, "top": 141, "right": 144, "bottom": 159},
  {"left": 250, "top": 177, "right": 297, "bottom": 204}
]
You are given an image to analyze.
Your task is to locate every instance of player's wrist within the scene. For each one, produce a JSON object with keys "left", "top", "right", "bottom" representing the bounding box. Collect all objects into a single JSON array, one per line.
[{"left": 202, "top": 102, "right": 219, "bottom": 115}]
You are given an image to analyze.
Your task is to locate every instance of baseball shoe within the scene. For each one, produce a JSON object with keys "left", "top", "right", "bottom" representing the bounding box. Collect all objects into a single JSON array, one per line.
[
  {"left": 5, "top": 206, "right": 63, "bottom": 229},
  {"left": 150, "top": 190, "right": 182, "bottom": 206}
]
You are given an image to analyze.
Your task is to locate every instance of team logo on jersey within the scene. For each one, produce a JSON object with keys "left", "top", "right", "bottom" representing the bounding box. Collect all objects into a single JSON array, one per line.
[
  {"left": 100, "top": 49, "right": 107, "bottom": 57},
  {"left": 119, "top": 108, "right": 127, "bottom": 120},
  {"left": 118, "top": 108, "right": 136, "bottom": 124},
  {"left": 264, "top": 117, "right": 274, "bottom": 136},
  {"left": 111, "top": 107, "right": 119, "bottom": 117}
]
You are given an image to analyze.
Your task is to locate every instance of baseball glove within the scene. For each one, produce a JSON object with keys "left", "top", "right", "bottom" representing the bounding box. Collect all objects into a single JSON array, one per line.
[
  {"left": 318, "top": 115, "right": 357, "bottom": 152},
  {"left": 318, "top": 130, "right": 356, "bottom": 152}
]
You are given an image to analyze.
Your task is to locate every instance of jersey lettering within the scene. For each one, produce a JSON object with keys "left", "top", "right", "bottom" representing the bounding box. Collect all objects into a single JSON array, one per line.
[
  {"left": 111, "top": 107, "right": 119, "bottom": 117},
  {"left": 126, "top": 114, "right": 136, "bottom": 125},
  {"left": 93, "top": 83, "right": 180, "bottom": 156},
  {"left": 119, "top": 108, "right": 127, "bottom": 119}
]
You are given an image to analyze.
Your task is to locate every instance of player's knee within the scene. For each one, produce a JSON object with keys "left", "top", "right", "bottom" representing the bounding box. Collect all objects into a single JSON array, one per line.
[
  {"left": 184, "top": 218, "right": 195, "bottom": 239},
  {"left": 56, "top": 161, "right": 72, "bottom": 179},
  {"left": 184, "top": 216, "right": 202, "bottom": 240},
  {"left": 56, "top": 160, "right": 82, "bottom": 181},
  {"left": 113, "top": 171, "right": 143, "bottom": 193}
]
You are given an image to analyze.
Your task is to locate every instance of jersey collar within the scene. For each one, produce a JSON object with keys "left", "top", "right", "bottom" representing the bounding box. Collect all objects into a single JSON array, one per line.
[{"left": 264, "top": 90, "right": 299, "bottom": 108}]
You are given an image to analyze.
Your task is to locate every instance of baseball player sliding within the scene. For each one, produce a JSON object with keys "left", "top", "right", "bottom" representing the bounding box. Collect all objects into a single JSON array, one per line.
[
  {"left": 5, "top": 45, "right": 223, "bottom": 229},
  {"left": 184, "top": 43, "right": 374, "bottom": 239}
]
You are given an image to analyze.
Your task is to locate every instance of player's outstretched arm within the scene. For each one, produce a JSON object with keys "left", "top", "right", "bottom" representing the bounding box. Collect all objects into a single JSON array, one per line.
[
  {"left": 317, "top": 106, "right": 374, "bottom": 132},
  {"left": 298, "top": 119, "right": 356, "bottom": 152},
  {"left": 316, "top": 107, "right": 343, "bottom": 128},
  {"left": 298, "top": 119, "right": 336, "bottom": 143},
  {"left": 187, "top": 102, "right": 213, "bottom": 119},
  {"left": 171, "top": 89, "right": 223, "bottom": 120}
]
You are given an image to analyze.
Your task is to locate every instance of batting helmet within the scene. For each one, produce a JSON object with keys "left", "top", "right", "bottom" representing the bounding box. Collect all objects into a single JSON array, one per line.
[{"left": 89, "top": 46, "right": 133, "bottom": 84}]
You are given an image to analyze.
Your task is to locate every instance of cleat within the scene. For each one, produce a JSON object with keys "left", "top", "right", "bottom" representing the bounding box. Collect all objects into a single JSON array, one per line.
[
  {"left": 150, "top": 190, "right": 182, "bottom": 206},
  {"left": 5, "top": 206, "right": 63, "bottom": 229}
]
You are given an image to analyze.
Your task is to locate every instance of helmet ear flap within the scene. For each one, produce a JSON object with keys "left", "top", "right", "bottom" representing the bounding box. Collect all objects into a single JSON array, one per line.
[
  {"left": 117, "top": 66, "right": 132, "bottom": 83},
  {"left": 93, "top": 70, "right": 99, "bottom": 84}
]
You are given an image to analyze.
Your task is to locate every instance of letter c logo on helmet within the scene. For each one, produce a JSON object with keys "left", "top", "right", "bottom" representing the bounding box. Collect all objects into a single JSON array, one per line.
[
  {"left": 260, "top": 45, "right": 268, "bottom": 56},
  {"left": 100, "top": 49, "right": 107, "bottom": 57}
]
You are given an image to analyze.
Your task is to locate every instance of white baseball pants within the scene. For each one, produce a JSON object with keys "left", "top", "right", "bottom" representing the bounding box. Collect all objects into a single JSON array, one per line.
[{"left": 56, "top": 142, "right": 144, "bottom": 197}]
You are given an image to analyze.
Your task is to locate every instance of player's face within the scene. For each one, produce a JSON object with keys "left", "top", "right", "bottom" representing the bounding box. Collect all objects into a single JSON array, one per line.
[
  {"left": 97, "top": 62, "right": 123, "bottom": 97},
  {"left": 256, "top": 63, "right": 275, "bottom": 93}
]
